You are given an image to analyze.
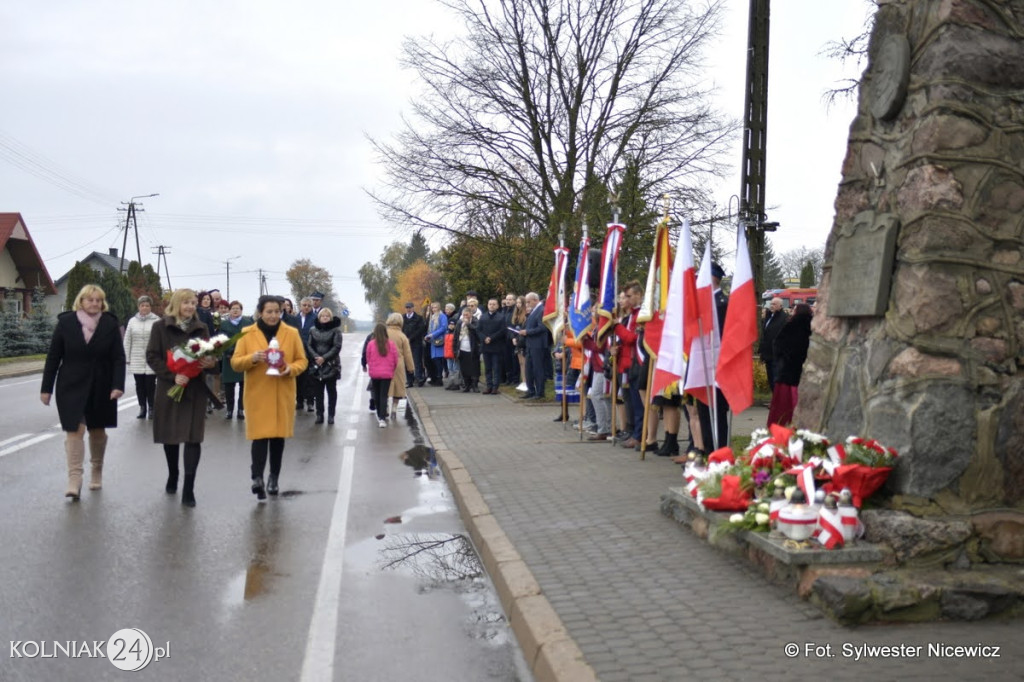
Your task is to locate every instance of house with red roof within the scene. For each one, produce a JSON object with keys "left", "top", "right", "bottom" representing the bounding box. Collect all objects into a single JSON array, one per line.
[{"left": 0, "top": 213, "right": 57, "bottom": 316}]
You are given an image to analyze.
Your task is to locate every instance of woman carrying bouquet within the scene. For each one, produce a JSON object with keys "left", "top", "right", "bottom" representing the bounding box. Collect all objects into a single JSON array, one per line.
[
  {"left": 40, "top": 284, "right": 126, "bottom": 499},
  {"left": 146, "top": 288, "right": 217, "bottom": 507},
  {"left": 231, "top": 295, "right": 308, "bottom": 500},
  {"left": 305, "top": 307, "right": 343, "bottom": 425}
]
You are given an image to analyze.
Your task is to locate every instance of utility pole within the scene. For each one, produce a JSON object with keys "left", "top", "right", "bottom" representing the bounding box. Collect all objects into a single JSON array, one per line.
[
  {"left": 152, "top": 246, "right": 172, "bottom": 290},
  {"left": 224, "top": 256, "right": 240, "bottom": 301},
  {"left": 739, "top": 0, "right": 775, "bottom": 296},
  {"left": 258, "top": 269, "right": 268, "bottom": 296},
  {"left": 117, "top": 193, "right": 159, "bottom": 275}
]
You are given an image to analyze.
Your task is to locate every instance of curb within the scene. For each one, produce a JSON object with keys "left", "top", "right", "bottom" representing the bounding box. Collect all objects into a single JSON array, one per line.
[
  {"left": 409, "top": 391, "right": 598, "bottom": 682},
  {"left": 0, "top": 362, "right": 44, "bottom": 380}
]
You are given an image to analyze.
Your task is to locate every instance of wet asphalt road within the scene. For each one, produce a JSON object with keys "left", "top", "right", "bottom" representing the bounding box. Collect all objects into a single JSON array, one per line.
[{"left": 0, "top": 336, "right": 531, "bottom": 681}]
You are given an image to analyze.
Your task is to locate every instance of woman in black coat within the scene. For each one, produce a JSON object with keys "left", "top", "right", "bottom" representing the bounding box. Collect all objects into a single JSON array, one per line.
[
  {"left": 146, "top": 288, "right": 217, "bottom": 507},
  {"left": 767, "top": 304, "right": 813, "bottom": 427},
  {"left": 305, "top": 308, "right": 343, "bottom": 424},
  {"left": 40, "top": 284, "right": 126, "bottom": 499}
]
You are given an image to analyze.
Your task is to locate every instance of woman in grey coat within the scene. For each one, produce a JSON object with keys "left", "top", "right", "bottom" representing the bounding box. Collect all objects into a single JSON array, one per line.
[
  {"left": 305, "top": 308, "right": 343, "bottom": 424},
  {"left": 146, "top": 288, "right": 216, "bottom": 507}
]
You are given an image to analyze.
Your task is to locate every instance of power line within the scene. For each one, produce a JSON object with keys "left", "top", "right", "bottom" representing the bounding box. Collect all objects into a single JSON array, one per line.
[{"left": 0, "top": 129, "right": 119, "bottom": 206}]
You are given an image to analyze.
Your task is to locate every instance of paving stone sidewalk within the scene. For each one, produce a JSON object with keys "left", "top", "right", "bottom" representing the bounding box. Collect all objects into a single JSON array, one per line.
[{"left": 412, "top": 387, "right": 1023, "bottom": 682}]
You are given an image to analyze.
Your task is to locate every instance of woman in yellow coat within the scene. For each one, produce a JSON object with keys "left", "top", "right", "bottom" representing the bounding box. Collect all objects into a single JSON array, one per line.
[
  {"left": 385, "top": 312, "right": 416, "bottom": 416},
  {"left": 231, "top": 295, "right": 308, "bottom": 500}
]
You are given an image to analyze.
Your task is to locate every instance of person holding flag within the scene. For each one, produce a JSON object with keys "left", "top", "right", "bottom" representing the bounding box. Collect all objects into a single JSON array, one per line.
[{"left": 610, "top": 281, "right": 645, "bottom": 449}]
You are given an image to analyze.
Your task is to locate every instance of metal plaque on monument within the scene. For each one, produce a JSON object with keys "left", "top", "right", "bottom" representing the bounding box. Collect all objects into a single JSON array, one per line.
[{"left": 828, "top": 210, "right": 900, "bottom": 317}]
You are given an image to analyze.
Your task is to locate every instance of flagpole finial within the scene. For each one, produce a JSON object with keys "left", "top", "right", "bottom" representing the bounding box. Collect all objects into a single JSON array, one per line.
[
  {"left": 559, "top": 223, "right": 566, "bottom": 248},
  {"left": 607, "top": 188, "right": 621, "bottom": 224},
  {"left": 662, "top": 194, "right": 671, "bottom": 222}
]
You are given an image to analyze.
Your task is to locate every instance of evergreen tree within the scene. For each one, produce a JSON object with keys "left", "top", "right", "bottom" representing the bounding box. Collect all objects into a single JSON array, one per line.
[
  {"left": 64, "top": 261, "right": 100, "bottom": 311},
  {"left": 762, "top": 237, "right": 785, "bottom": 291},
  {"left": 26, "top": 287, "right": 55, "bottom": 354},
  {"left": 126, "top": 262, "right": 164, "bottom": 314},
  {"left": 0, "top": 305, "right": 32, "bottom": 357},
  {"left": 98, "top": 269, "right": 134, "bottom": 326},
  {"left": 800, "top": 260, "right": 817, "bottom": 288}
]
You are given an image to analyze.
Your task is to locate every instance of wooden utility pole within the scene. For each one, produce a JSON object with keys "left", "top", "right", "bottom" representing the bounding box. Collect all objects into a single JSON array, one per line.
[
  {"left": 152, "top": 245, "right": 172, "bottom": 290},
  {"left": 739, "top": 0, "right": 776, "bottom": 296}
]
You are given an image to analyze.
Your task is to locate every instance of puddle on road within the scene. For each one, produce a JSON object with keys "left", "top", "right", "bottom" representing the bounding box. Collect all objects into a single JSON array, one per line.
[{"left": 371, "top": 532, "right": 509, "bottom": 645}]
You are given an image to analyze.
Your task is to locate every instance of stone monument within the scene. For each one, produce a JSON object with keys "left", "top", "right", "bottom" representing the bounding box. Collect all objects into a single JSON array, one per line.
[{"left": 796, "top": 0, "right": 1024, "bottom": 512}]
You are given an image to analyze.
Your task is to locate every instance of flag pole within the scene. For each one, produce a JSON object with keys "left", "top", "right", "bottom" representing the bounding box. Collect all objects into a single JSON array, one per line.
[
  {"left": 608, "top": 194, "right": 621, "bottom": 446},
  {"left": 559, "top": 225, "right": 568, "bottom": 427}
]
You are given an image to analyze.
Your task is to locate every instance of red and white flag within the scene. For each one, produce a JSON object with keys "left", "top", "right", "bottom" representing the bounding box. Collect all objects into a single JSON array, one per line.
[
  {"left": 651, "top": 219, "right": 695, "bottom": 398},
  {"left": 683, "top": 241, "right": 719, "bottom": 405},
  {"left": 716, "top": 227, "right": 758, "bottom": 414}
]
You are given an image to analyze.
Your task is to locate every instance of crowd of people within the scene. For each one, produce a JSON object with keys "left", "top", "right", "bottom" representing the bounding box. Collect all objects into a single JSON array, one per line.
[{"left": 40, "top": 278, "right": 813, "bottom": 507}]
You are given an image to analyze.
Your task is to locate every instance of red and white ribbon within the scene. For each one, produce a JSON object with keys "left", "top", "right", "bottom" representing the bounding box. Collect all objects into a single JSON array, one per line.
[{"left": 817, "top": 507, "right": 845, "bottom": 549}]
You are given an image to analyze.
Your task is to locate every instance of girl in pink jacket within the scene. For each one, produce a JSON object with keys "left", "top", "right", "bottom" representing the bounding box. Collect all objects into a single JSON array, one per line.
[{"left": 363, "top": 323, "right": 399, "bottom": 426}]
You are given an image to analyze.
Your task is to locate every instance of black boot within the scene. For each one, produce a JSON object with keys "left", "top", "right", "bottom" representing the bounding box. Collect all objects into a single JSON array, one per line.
[
  {"left": 327, "top": 413, "right": 334, "bottom": 425},
  {"left": 314, "top": 414, "right": 324, "bottom": 425},
  {"left": 267, "top": 475, "right": 279, "bottom": 496},
  {"left": 182, "top": 475, "right": 196, "bottom": 507},
  {"left": 657, "top": 433, "right": 679, "bottom": 457},
  {"left": 182, "top": 445, "right": 201, "bottom": 506},
  {"left": 164, "top": 448, "right": 179, "bottom": 493},
  {"left": 137, "top": 408, "right": 147, "bottom": 419},
  {"left": 237, "top": 409, "right": 245, "bottom": 420},
  {"left": 225, "top": 410, "right": 234, "bottom": 420},
  {"left": 252, "top": 477, "right": 266, "bottom": 500}
]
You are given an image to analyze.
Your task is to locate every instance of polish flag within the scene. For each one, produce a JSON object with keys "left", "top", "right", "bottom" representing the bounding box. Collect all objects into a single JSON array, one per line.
[
  {"left": 683, "top": 242, "right": 719, "bottom": 405},
  {"left": 651, "top": 219, "right": 695, "bottom": 398},
  {"left": 716, "top": 227, "right": 758, "bottom": 414}
]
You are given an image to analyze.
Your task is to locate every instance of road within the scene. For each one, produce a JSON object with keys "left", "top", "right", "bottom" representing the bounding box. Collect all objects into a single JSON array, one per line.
[{"left": 0, "top": 336, "right": 531, "bottom": 681}]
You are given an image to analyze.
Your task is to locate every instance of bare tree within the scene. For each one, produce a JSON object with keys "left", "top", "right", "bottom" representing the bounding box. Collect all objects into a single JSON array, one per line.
[
  {"left": 370, "top": 0, "right": 734, "bottom": 249},
  {"left": 778, "top": 245, "right": 824, "bottom": 285},
  {"left": 821, "top": 0, "right": 879, "bottom": 107}
]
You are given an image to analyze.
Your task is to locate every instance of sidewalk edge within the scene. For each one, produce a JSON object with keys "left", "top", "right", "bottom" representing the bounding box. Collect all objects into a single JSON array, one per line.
[{"left": 410, "top": 391, "right": 599, "bottom": 682}]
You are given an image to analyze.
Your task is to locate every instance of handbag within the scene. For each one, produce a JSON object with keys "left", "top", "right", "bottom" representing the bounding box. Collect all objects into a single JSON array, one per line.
[
  {"left": 432, "top": 335, "right": 445, "bottom": 348},
  {"left": 443, "top": 333, "right": 455, "bottom": 360}
]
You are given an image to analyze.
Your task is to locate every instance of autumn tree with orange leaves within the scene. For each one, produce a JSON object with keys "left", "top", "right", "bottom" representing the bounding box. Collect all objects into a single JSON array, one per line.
[{"left": 391, "top": 260, "right": 446, "bottom": 314}]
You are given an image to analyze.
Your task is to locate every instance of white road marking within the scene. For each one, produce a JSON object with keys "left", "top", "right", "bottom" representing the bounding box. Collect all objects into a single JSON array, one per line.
[
  {"left": 0, "top": 432, "right": 57, "bottom": 459},
  {"left": 300, "top": 444, "right": 355, "bottom": 682},
  {"left": 345, "top": 429, "right": 356, "bottom": 441},
  {"left": 0, "top": 378, "right": 39, "bottom": 388},
  {"left": 0, "top": 433, "right": 33, "bottom": 448}
]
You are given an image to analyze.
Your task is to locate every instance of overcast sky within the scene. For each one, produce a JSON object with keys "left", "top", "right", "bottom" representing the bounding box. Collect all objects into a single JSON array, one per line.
[{"left": 1, "top": 0, "right": 869, "bottom": 319}]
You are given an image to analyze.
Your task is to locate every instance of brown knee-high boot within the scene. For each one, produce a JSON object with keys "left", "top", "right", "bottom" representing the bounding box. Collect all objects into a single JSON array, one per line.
[
  {"left": 65, "top": 436, "right": 85, "bottom": 499},
  {"left": 88, "top": 430, "right": 108, "bottom": 491}
]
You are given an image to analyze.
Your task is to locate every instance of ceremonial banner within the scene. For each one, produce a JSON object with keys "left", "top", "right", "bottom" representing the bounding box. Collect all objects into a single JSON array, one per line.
[
  {"left": 638, "top": 218, "right": 672, "bottom": 358},
  {"left": 683, "top": 242, "right": 719, "bottom": 405},
  {"left": 543, "top": 245, "right": 571, "bottom": 341},
  {"left": 568, "top": 234, "right": 593, "bottom": 339},
  {"left": 595, "top": 223, "right": 625, "bottom": 342}
]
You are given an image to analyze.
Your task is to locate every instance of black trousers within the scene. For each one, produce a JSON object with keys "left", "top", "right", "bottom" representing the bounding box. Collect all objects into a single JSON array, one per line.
[
  {"left": 370, "top": 378, "right": 391, "bottom": 420},
  {"left": 224, "top": 381, "right": 244, "bottom": 412},
  {"left": 526, "top": 345, "right": 548, "bottom": 397},
  {"left": 133, "top": 374, "right": 156, "bottom": 412},
  {"left": 164, "top": 443, "right": 201, "bottom": 476},
  {"left": 251, "top": 438, "right": 285, "bottom": 479},
  {"left": 482, "top": 352, "right": 502, "bottom": 389},
  {"left": 313, "top": 379, "right": 338, "bottom": 417},
  {"left": 458, "top": 350, "right": 479, "bottom": 388},
  {"left": 696, "top": 389, "right": 730, "bottom": 453}
]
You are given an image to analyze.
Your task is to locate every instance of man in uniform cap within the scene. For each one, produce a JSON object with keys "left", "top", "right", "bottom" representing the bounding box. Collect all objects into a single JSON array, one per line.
[
  {"left": 310, "top": 291, "right": 325, "bottom": 317},
  {"left": 402, "top": 302, "right": 427, "bottom": 387}
]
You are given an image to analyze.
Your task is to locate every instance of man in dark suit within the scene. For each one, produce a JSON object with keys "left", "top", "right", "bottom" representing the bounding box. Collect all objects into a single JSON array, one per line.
[
  {"left": 518, "top": 292, "right": 550, "bottom": 400},
  {"left": 697, "top": 263, "right": 730, "bottom": 452},
  {"left": 401, "top": 302, "right": 427, "bottom": 387},
  {"left": 294, "top": 297, "right": 317, "bottom": 411},
  {"left": 758, "top": 296, "right": 787, "bottom": 392}
]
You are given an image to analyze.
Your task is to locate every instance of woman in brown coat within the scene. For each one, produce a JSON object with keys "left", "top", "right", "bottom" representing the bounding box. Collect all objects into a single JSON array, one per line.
[
  {"left": 146, "top": 288, "right": 217, "bottom": 507},
  {"left": 385, "top": 312, "right": 416, "bottom": 417},
  {"left": 231, "top": 295, "right": 308, "bottom": 500}
]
